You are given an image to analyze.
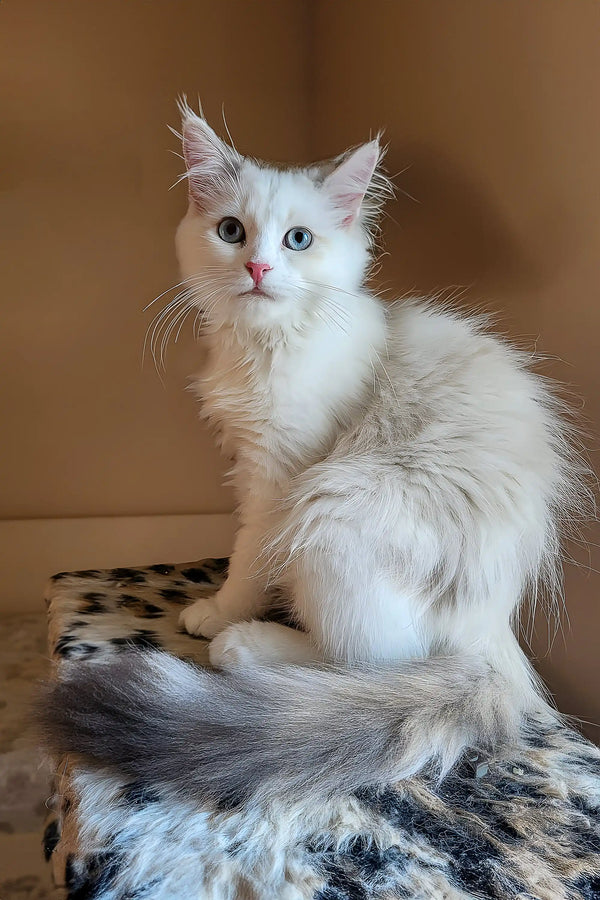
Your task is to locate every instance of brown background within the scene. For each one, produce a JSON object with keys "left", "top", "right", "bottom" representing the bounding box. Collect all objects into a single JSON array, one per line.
[{"left": 1, "top": 1, "right": 598, "bottom": 740}]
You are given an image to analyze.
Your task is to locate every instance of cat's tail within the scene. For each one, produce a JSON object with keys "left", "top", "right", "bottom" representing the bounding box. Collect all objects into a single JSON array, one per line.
[{"left": 36, "top": 650, "right": 543, "bottom": 806}]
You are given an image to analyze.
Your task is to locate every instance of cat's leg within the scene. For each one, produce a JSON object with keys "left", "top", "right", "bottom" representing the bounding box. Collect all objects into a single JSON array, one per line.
[
  {"left": 290, "top": 541, "right": 427, "bottom": 664},
  {"left": 180, "top": 503, "right": 273, "bottom": 638},
  {"left": 208, "top": 621, "right": 321, "bottom": 669},
  {"left": 277, "top": 471, "right": 431, "bottom": 664},
  {"left": 281, "top": 463, "right": 538, "bottom": 693}
]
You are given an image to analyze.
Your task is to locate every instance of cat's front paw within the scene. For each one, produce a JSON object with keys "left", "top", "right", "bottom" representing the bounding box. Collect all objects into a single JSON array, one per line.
[
  {"left": 208, "top": 620, "right": 317, "bottom": 669},
  {"left": 178, "top": 597, "right": 230, "bottom": 639},
  {"left": 208, "top": 623, "right": 261, "bottom": 669}
]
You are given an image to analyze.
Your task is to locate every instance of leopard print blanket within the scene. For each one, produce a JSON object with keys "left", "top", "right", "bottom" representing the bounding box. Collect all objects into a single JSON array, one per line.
[{"left": 44, "top": 559, "right": 600, "bottom": 899}]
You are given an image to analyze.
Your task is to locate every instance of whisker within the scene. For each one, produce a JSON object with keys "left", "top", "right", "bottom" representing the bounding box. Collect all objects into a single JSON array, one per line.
[
  {"left": 301, "top": 277, "right": 390, "bottom": 306},
  {"left": 160, "top": 303, "right": 195, "bottom": 368},
  {"left": 144, "top": 296, "right": 190, "bottom": 369},
  {"left": 297, "top": 288, "right": 351, "bottom": 335},
  {"left": 143, "top": 271, "right": 235, "bottom": 372},
  {"left": 143, "top": 277, "right": 200, "bottom": 312},
  {"left": 149, "top": 299, "right": 191, "bottom": 372},
  {"left": 143, "top": 272, "right": 226, "bottom": 313}
]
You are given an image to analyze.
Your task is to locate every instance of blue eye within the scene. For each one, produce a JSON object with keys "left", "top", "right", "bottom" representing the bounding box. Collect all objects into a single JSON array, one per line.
[
  {"left": 217, "top": 217, "right": 245, "bottom": 244},
  {"left": 283, "top": 227, "right": 313, "bottom": 251}
]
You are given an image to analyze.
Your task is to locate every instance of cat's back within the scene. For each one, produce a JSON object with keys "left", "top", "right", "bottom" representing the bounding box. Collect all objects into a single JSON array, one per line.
[
  {"left": 345, "top": 299, "right": 560, "bottom": 482},
  {"left": 381, "top": 300, "right": 544, "bottom": 419},
  {"left": 385, "top": 300, "right": 525, "bottom": 398}
]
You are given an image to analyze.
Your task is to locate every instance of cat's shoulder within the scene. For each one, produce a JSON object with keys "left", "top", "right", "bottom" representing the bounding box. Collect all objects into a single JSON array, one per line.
[
  {"left": 386, "top": 297, "right": 486, "bottom": 338},
  {"left": 384, "top": 298, "right": 510, "bottom": 362}
]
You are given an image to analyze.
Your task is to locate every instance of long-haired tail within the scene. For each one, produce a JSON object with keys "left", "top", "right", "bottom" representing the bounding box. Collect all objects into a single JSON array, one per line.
[{"left": 36, "top": 650, "right": 545, "bottom": 807}]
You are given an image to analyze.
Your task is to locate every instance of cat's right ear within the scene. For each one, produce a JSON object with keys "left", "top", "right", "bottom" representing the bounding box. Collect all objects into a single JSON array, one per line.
[{"left": 179, "top": 107, "right": 238, "bottom": 209}]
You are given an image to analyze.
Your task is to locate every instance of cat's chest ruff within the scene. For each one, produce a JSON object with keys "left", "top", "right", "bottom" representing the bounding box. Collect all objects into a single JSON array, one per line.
[{"left": 201, "top": 345, "right": 339, "bottom": 471}]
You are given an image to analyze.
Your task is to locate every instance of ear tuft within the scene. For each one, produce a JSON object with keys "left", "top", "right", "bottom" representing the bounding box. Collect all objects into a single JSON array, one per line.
[
  {"left": 323, "top": 140, "right": 380, "bottom": 226},
  {"left": 176, "top": 98, "right": 240, "bottom": 209},
  {"left": 322, "top": 138, "right": 393, "bottom": 234}
]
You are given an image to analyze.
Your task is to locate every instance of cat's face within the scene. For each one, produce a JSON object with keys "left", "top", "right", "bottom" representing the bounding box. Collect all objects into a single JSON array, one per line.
[{"left": 176, "top": 108, "right": 386, "bottom": 340}]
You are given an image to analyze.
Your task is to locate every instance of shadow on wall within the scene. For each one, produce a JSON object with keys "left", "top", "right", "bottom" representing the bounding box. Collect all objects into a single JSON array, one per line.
[
  {"left": 380, "top": 143, "right": 576, "bottom": 301},
  {"left": 371, "top": 145, "right": 600, "bottom": 747}
]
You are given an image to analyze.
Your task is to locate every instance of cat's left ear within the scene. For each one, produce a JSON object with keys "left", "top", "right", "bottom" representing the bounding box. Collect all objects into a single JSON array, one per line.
[{"left": 322, "top": 140, "right": 381, "bottom": 227}]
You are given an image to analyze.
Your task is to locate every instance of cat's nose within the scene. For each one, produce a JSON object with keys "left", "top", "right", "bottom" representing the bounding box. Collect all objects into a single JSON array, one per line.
[{"left": 245, "top": 261, "right": 272, "bottom": 287}]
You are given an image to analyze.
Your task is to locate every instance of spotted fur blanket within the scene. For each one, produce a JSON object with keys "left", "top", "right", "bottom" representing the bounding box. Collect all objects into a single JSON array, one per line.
[{"left": 44, "top": 558, "right": 600, "bottom": 899}]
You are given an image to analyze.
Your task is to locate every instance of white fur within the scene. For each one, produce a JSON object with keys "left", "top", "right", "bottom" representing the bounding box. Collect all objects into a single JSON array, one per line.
[{"left": 174, "top": 108, "right": 581, "bottom": 727}]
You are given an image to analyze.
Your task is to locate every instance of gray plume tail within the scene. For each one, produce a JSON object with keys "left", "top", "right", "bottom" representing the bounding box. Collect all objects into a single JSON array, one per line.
[{"left": 37, "top": 650, "right": 532, "bottom": 806}]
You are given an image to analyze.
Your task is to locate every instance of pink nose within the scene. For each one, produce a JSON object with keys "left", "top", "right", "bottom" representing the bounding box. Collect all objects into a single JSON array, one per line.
[{"left": 245, "top": 261, "right": 272, "bottom": 287}]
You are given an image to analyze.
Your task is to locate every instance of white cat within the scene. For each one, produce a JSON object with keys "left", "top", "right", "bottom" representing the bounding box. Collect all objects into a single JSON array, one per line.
[
  {"left": 40, "top": 106, "right": 587, "bottom": 803},
  {"left": 177, "top": 107, "right": 576, "bottom": 674}
]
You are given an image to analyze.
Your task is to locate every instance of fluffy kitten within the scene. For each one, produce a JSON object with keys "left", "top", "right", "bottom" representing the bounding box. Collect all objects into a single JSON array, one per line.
[{"left": 39, "top": 105, "right": 585, "bottom": 805}]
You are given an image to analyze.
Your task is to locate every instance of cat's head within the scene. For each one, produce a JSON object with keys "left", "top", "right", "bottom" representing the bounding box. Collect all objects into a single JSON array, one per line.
[{"left": 175, "top": 104, "right": 390, "bottom": 340}]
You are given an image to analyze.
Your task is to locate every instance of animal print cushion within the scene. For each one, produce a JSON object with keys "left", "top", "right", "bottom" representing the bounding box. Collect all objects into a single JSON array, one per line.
[{"left": 44, "top": 559, "right": 600, "bottom": 899}]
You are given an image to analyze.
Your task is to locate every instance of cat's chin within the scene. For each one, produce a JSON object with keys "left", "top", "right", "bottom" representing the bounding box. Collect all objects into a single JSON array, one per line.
[
  {"left": 240, "top": 289, "right": 274, "bottom": 301},
  {"left": 225, "top": 295, "right": 302, "bottom": 338}
]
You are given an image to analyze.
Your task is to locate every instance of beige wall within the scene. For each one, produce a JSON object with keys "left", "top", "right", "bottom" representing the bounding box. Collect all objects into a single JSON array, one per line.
[
  {"left": 1, "top": 2, "right": 598, "bottom": 736},
  {"left": 0, "top": 0, "right": 310, "bottom": 610},
  {"left": 1, "top": 0, "right": 310, "bottom": 523},
  {"left": 312, "top": 0, "right": 600, "bottom": 740}
]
